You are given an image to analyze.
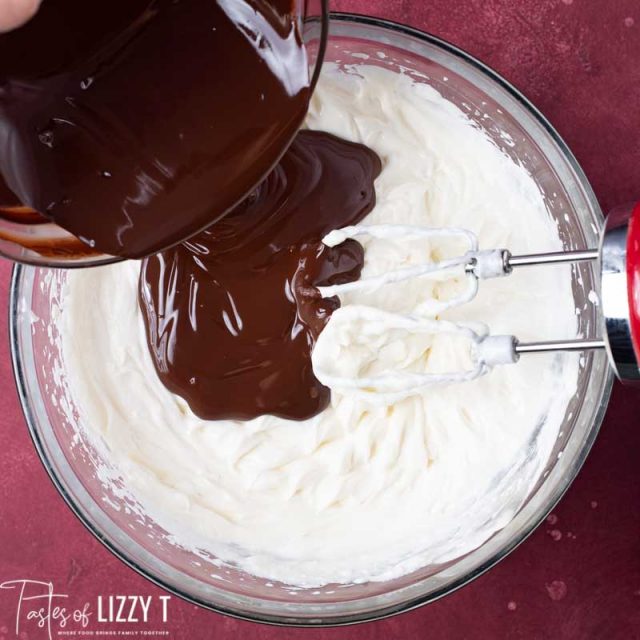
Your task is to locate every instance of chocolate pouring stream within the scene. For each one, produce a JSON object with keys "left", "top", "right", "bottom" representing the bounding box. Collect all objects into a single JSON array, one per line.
[
  {"left": 0, "top": 0, "right": 310, "bottom": 258},
  {"left": 138, "top": 130, "right": 381, "bottom": 421}
]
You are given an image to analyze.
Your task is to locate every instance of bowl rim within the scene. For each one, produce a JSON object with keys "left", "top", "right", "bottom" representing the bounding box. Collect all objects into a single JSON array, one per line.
[{"left": 8, "top": 11, "right": 614, "bottom": 627}]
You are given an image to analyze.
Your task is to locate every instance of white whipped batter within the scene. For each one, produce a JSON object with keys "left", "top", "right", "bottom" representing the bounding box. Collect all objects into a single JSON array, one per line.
[{"left": 59, "top": 65, "right": 579, "bottom": 587}]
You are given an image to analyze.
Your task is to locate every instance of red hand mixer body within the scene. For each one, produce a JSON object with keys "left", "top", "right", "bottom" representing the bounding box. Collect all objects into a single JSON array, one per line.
[
  {"left": 627, "top": 204, "right": 640, "bottom": 366},
  {"left": 598, "top": 202, "right": 640, "bottom": 385}
]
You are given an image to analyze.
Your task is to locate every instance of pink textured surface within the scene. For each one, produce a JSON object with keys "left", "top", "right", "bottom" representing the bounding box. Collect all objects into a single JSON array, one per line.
[{"left": 1, "top": 0, "right": 640, "bottom": 638}]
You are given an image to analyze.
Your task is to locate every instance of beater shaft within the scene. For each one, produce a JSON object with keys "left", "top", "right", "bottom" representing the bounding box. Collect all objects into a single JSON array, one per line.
[
  {"left": 515, "top": 338, "right": 606, "bottom": 354},
  {"left": 469, "top": 247, "right": 599, "bottom": 278},
  {"left": 507, "top": 248, "right": 599, "bottom": 270}
]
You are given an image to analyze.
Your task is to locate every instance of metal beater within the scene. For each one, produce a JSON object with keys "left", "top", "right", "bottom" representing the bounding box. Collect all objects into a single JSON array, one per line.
[{"left": 314, "top": 203, "right": 640, "bottom": 396}]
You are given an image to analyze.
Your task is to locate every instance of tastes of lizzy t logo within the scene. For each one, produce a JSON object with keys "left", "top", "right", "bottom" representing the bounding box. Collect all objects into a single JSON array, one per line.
[{"left": 0, "top": 580, "right": 170, "bottom": 640}]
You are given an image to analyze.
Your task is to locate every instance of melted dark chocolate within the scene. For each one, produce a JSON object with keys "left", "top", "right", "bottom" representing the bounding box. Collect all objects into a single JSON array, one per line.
[
  {"left": 139, "top": 131, "right": 381, "bottom": 421},
  {"left": 0, "top": 0, "right": 309, "bottom": 258}
]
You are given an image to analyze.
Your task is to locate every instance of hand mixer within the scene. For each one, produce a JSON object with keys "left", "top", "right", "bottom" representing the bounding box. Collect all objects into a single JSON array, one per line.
[{"left": 312, "top": 203, "right": 640, "bottom": 400}]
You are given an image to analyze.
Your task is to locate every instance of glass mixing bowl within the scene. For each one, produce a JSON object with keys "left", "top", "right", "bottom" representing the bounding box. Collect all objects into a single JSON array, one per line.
[{"left": 9, "top": 14, "right": 613, "bottom": 626}]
